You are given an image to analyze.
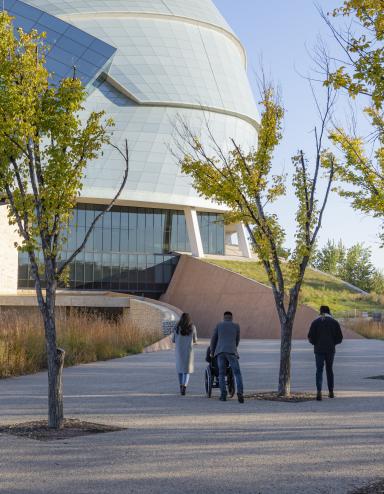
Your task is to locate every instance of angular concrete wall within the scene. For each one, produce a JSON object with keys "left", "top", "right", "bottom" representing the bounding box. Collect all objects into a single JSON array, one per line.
[
  {"left": 161, "top": 255, "right": 359, "bottom": 339},
  {"left": 0, "top": 205, "right": 20, "bottom": 294}
]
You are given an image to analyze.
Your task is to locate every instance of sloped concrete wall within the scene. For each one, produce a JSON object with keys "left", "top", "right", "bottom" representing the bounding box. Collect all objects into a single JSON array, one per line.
[{"left": 161, "top": 255, "right": 359, "bottom": 339}]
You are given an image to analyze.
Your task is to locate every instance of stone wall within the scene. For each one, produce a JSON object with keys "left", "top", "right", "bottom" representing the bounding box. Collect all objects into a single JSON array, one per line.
[
  {"left": 0, "top": 205, "right": 20, "bottom": 294},
  {"left": 123, "top": 297, "right": 182, "bottom": 353}
]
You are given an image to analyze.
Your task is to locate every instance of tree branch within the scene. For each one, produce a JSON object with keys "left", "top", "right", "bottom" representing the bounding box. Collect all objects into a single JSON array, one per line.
[{"left": 56, "top": 139, "right": 129, "bottom": 277}]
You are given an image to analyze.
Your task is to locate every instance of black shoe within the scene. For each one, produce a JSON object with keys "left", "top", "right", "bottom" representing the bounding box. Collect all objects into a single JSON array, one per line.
[
  {"left": 328, "top": 391, "right": 334, "bottom": 398},
  {"left": 181, "top": 385, "right": 186, "bottom": 396},
  {"left": 237, "top": 393, "right": 244, "bottom": 404},
  {"left": 219, "top": 394, "right": 227, "bottom": 401},
  {"left": 316, "top": 392, "right": 322, "bottom": 401}
]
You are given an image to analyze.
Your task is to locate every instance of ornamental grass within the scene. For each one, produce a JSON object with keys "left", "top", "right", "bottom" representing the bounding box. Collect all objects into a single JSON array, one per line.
[{"left": 0, "top": 309, "right": 161, "bottom": 378}]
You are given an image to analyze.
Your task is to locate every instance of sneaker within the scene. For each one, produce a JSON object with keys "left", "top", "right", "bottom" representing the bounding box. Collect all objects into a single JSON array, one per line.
[
  {"left": 328, "top": 391, "right": 334, "bottom": 398},
  {"left": 219, "top": 394, "right": 227, "bottom": 401},
  {"left": 316, "top": 392, "right": 322, "bottom": 401},
  {"left": 181, "top": 385, "right": 186, "bottom": 396},
  {"left": 237, "top": 393, "right": 244, "bottom": 404}
]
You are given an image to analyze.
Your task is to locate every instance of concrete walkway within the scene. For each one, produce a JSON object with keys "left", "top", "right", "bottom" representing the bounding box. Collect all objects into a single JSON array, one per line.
[{"left": 1, "top": 339, "right": 384, "bottom": 494}]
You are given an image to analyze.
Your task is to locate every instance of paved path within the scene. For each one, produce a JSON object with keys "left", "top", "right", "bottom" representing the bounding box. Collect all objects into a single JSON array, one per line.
[{"left": 1, "top": 339, "right": 384, "bottom": 494}]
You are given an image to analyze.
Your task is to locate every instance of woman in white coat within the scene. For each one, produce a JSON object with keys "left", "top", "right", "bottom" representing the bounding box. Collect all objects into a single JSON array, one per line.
[{"left": 172, "top": 313, "right": 197, "bottom": 395}]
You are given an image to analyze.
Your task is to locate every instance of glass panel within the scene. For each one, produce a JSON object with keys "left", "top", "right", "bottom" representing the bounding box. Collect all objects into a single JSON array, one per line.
[
  {"left": 86, "top": 207, "right": 95, "bottom": 228},
  {"left": 93, "top": 228, "right": 103, "bottom": 251},
  {"left": 120, "top": 229, "right": 129, "bottom": 252},
  {"left": 112, "top": 229, "right": 120, "bottom": 252},
  {"left": 103, "top": 211, "right": 112, "bottom": 229},
  {"left": 121, "top": 210, "right": 129, "bottom": 229},
  {"left": 112, "top": 209, "right": 120, "bottom": 229},
  {"left": 18, "top": 204, "right": 183, "bottom": 294},
  {"left": 102, "top": 228, "right": 111, "bottom": 251}
]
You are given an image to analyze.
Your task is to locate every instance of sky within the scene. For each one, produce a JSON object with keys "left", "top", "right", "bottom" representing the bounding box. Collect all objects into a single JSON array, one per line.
[{"left": 214, "top": 0, "right": 383, "bottom": 269}]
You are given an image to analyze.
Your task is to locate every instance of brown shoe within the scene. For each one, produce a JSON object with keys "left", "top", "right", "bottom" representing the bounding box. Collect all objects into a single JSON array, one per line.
[
  {"left": 328, "top": 391, "right": 335, "bottom": 398},
  {"left": 316, "top": 392, "right": 322, "bottom": 401}
]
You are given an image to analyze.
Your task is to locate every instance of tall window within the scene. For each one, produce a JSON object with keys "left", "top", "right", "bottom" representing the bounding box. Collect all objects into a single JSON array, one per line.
[{"left": 18, "top": 205, "right": 224, "bottom": 296}]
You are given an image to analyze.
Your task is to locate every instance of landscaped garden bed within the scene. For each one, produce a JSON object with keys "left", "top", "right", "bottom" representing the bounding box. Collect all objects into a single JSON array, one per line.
[
  {"left": 0, "top": 309, "right": 161, "bottom": 378},
  {"left": 0, "top": 419, "right": 125, "bottom": 441},
  {"left": 350, "top": 479, "right": 384, "bottom": 494},
  {"left": 245, "top": 391, "right": 317, "bottom": 402}
]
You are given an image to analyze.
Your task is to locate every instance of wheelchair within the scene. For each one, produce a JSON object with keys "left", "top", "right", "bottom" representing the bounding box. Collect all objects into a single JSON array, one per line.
[{"left": 204, "top": 347, "right": 235, "bottom": 398}]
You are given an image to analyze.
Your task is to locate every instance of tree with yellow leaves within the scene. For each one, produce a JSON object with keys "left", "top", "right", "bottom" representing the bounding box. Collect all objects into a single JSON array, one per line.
[
  {"left": 0, "top": 12, "right": 128, "bottom": 428},
  {"left": 176, "top": 80, "right": 336, "bottom": 396},
  {"left": 322, "top": 0, "right": 384, "bottom": 243}
]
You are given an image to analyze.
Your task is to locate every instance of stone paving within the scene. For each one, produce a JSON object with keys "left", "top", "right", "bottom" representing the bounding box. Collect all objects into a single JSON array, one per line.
[{"left": 0, "top": 339, "right": 383, "bottom": 494}]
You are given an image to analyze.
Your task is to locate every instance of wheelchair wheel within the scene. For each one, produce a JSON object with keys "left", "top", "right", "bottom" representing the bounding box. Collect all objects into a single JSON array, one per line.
[
  {"left": 227, "top": 368, "right": 235, "bottom": 398},
  {"left": 205, "top": 367, "right": 212, "bottom": 398}
]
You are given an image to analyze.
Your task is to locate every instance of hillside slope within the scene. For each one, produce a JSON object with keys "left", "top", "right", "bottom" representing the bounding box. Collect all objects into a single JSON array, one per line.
[{"left": 206, "top": 259, "right": 384, "bottom": 315}]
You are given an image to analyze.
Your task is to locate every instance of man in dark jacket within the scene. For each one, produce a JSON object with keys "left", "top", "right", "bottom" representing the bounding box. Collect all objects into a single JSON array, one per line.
[
  {"left": 210, "top": 311, "right": 244, "bottom": 403},
  {"left": 308, "top": 305, "right": 343, "bottom": 401}
]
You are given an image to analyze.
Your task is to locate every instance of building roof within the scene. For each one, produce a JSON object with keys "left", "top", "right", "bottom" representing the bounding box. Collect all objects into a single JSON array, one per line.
[{"left": 14, "top": 0, "right": 234, "bottom": 33}]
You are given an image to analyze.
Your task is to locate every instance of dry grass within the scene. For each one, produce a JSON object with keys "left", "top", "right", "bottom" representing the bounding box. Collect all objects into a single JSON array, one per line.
[
  {"left": 342, "top": 318, "right": 384, "bottom": 340},
  {"left": 0, "top": 309, "right": 161, "bottom": 378}
]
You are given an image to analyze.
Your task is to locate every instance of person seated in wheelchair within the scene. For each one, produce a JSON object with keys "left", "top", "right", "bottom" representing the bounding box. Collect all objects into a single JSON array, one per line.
[{"left": 205, "top": 346, "right": 230, "bottom": 386}]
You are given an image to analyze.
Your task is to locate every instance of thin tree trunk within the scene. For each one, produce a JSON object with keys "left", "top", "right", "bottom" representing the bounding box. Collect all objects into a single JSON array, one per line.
[
  {"left": 44, "top": 271, "right": 65, "bottom": 429},
  {"left": 278, "top": 319, "right": 293, "bottom": 396},
  {"left": 45, "top": 324, "right": 65, "bottom": 429}
]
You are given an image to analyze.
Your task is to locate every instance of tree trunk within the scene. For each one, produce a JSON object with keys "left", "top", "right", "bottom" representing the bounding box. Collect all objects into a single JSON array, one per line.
[
  {"left": 44, "top": 274, "right": 65, "bottom": 429},
  {"left": 46, "top": 331, "right": 65, "bottom": 429},
  {"left": 278, "top": 319, "right": 293, "bottom": 396}
]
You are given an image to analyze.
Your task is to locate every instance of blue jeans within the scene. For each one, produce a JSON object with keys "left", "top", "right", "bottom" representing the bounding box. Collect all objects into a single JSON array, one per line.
[
  {"left": 178, "top": 373, "right": 190, "bottom": 386},
  {"left": 217, "top": 353, "right": 244, "bottom": 395},
  {"left": 315, "top": 353, "right": 335, "bottom": 392}
]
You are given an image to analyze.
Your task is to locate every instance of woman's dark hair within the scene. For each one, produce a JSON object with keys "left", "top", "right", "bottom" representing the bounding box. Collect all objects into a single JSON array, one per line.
[{"left": 177, "top": 313, "right": 193, "bottom": 336}]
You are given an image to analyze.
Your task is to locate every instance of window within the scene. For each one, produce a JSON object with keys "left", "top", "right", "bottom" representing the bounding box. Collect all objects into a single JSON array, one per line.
[{"left": 18, "top": 204, "right": 224, "bottom": 296}]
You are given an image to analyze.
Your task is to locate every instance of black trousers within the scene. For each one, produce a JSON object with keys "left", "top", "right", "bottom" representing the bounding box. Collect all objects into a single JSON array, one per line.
[{"left": 315, "top": 352, "right": 335, "bottom": 392}]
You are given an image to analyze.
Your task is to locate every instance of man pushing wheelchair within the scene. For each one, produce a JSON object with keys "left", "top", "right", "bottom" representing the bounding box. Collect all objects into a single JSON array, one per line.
[{"left": 210, "top": 311, "right": 245, "bottom": 403}]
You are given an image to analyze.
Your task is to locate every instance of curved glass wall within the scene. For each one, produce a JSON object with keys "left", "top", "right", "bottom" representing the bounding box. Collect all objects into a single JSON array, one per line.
[{"left": 18, "top": 204, "right": 224, "bottom": 296}]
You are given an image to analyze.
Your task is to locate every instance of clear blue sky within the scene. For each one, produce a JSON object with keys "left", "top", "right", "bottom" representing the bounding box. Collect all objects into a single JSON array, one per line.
[{"left": 214, "top": 0, "right": 383, "bottom": 269}]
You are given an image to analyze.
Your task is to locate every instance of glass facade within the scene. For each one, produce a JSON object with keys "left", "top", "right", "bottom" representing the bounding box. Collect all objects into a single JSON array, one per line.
[
  {"left": 18, "top": 204, "right": 224, "bottom": 297},
  {"left": 7, "top": 0, "right": 116, "bottom": 88}
]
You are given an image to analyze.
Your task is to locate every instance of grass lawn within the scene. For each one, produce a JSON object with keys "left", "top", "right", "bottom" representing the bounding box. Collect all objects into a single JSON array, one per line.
[{"left": 205, "top": 259, "right": 384, "bottom": 315}]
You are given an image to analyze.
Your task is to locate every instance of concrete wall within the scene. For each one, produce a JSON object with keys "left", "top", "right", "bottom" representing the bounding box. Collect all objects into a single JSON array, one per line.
[
  {"left": 0, "top": 205, "right": 20, "bottom": 294},
  {"left": 161, "top": 255, "right": 359, "bottom": 339},
  {"left": 124, "top": 296, "right": 181, "bottom": 335}
]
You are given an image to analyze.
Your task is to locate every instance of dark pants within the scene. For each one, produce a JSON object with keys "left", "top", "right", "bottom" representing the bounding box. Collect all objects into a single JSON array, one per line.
[
  {"left": 315, "top": 352, "right": 335, "bottom": 392},
  {"left": 217, "top": 353, "right": 244, "bottom": 396}
]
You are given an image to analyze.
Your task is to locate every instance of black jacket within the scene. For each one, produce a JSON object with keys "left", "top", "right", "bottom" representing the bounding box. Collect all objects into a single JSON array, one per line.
[{"left": 308, "top": 315, "right": 343, "bottom": 354}]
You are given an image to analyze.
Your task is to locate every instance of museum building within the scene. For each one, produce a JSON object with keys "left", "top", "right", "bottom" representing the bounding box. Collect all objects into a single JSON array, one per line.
[{"left": 1, "top": 0, "right": 259, "bottom": 298}]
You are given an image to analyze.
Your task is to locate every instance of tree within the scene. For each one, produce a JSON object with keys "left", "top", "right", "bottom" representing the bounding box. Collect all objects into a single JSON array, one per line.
[
  {"left": 338, "top": 243, "right": 375, "bottom": 291},
  {"left": 321, "top": 1, "right": 384, "bottom": 244},
  {"left": 313, "top": 239, "right": 378, "bottom": 292},
  {"left": 371, "top": 269, "right": 384, "bottom": 294},
  {"left": 175, "top": 81, "right": 336, "bottom": 396},
  {"left": 0, "top": 12, "right": 129, "bottom": 428},
  {"left": 312, "top": 239, "right": 346, "bottom": 275}
]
